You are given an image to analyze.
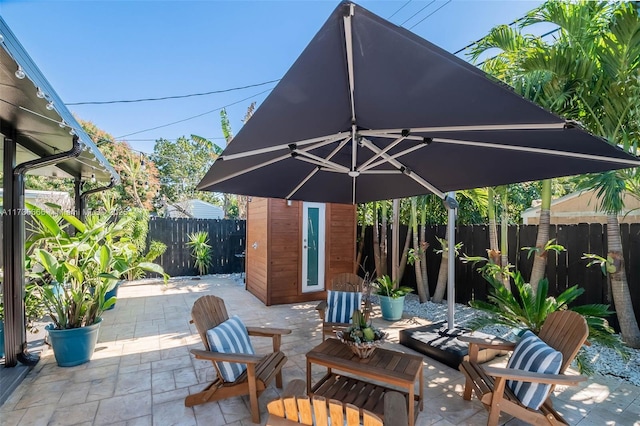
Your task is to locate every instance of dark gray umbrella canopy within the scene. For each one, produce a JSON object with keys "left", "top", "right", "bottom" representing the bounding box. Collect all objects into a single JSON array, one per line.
[{"left": 198, "top": 1, "right": 640, "bottom": 204}]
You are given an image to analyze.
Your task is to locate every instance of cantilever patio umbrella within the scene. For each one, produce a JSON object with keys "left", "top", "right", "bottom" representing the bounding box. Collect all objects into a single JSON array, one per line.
[{"left": 198, "top": 2, "right": 640, "bottom": 327}]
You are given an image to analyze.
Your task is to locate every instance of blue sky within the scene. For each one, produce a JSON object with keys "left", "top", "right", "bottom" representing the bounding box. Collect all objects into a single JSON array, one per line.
[{"left": 1, "top": 1, "right": 546, "bottom": 155}]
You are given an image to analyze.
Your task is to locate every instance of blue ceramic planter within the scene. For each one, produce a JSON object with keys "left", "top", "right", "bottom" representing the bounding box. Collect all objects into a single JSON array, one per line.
[
  {"left": 0, "top": 320, "right": 4, "bottom": 358},
  {"left": 104, "top": 281, "right": 122, "bottom": 310},
  {"left": 46, "top": 318, "right": 101, "bottom": 367},
  {"left": 379, "top": 295, "right": 405, "bottom": 321}
]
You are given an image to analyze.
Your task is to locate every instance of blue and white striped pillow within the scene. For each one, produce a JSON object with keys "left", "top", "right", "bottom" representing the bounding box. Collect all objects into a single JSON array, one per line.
[
  {"left": 325, "top": 290, "right": 362, "bottom": 323},
  {"left": 506, "top": 330, "right": 563, "bottom": 410},
  {"left": 206, "top": 315, "right": 256, "bottom": 382}
]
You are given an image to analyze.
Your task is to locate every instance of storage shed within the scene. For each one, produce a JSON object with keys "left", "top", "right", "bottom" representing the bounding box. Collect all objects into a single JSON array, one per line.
[{"left": 245, "top": 197, "right": 356, "bottom": 305}]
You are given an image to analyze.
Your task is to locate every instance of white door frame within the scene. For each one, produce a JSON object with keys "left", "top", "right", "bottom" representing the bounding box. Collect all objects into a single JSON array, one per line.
[{"left": 302, "top": 202, "right": 325, "bottom": 293}]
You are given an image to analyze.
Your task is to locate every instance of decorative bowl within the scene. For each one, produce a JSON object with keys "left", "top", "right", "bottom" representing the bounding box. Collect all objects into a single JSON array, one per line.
[{"left": 336, "top": 330, "right": 387, "bottom": 359}]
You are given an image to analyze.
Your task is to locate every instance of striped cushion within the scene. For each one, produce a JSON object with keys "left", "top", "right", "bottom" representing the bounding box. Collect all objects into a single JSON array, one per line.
[
  {"left": 206, "top": 315, "right": 256, "bottom": 382},
  {"left": 325, "top": 290, "right": 362, "bottom": 323},
  {"left": 506, "top": 330, "right": 563, "bottom": 410}
]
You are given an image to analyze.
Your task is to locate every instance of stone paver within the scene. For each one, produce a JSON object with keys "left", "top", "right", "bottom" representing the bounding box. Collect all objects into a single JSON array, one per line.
[{"left": 1, "top": 276, "right": 639, "bottom": 425}]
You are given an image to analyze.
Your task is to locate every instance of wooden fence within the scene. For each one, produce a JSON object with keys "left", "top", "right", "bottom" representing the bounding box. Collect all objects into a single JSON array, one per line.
[
  {"left": 145, "top": 218, "right": 639, "bottom": 329},
  {"left": 359, "top": 223, "right": 640, "bottom": 331},
  {"left": 147, "top": 217, "right": 246, "bottom": 277}
]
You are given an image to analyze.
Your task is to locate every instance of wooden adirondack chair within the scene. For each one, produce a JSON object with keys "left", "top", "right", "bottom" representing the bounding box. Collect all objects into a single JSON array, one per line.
[
  {"left": 315, "top": 273, "right": 368, "bottom": 341},
  {"left": 459, "top": 310, "right": 589, "bottom": 426},
  {"left": 186, "top": 295, "right": 291, "bottom": 424},
  {"left": 266, "top": 395, "right": 383, "bottom": 426}
]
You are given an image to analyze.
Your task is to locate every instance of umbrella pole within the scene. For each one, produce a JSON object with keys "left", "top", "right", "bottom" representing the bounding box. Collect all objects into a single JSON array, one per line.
[{"left": 445, "top": 192, "right": 458, "bottom": 330}]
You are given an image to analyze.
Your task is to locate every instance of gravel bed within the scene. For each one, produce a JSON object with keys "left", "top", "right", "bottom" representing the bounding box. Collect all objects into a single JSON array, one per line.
[{"left": 391, "top": 293, "right": 640, "bottom": 387}]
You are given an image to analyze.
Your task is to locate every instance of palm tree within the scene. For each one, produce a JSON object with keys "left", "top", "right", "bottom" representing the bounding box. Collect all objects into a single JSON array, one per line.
[{"left": 473, "top": 1, "right": 640, "bottom": 347}]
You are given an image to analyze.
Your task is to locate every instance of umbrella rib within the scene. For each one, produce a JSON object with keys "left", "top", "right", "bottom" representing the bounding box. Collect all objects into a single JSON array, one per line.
[
  {"left": 358, "top": 123, "right": 567, "bottom": 135},
  {"left": 286, "top": 168, "right": 319, "bottom": 200},
  {"left": 294, "top": 151, "right": 350, "bottom": 172},
  {"left": 343, "top": 4, "right": 356, "bottom": 124},
  {"left": 435, "top": 137, "right": 640, "bottom": 166},
  {"left": 359, "top": 138, "right": 445, "bottom": 198},
  {"left": 202, "top": 153, "right": 292, "bottom": 187},
  {"left": 286, "top": 137, "right": 352, "bottom": 200},
  {"left": 220, "top": 132, "right": 347, "bottom": 161},
  {"left": 360, "top": 143, "right": 428, "bottom": 171},
  {"left": 358, "top": 135, "right": 407, "bottom": 171}
]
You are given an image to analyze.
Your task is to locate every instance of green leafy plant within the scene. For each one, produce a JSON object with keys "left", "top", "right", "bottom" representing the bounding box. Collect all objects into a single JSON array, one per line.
[
  {"left": 374, "top": 275, "right": 413, "bottom": 299},
  {"left": 187, "top": 231, "right": 212, "bottom": 275},
  {"left": 25, "top": 203, "right": 167, "bottom": 329},
  {"left": 463, "top": 251, "right": 629, "bottom": 375},
  {"left": 340, "top": 309, "right": 386, "bottom": 344}
]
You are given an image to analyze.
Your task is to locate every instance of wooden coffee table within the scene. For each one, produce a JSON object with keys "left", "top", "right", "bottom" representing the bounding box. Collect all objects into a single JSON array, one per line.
[{"left": 306, "top": 338, "right": 424, "bottom": 426}]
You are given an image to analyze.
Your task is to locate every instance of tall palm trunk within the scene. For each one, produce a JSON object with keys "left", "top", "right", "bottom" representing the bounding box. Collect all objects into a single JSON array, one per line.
[
  {"left": 500, "top": 188, "right": 510, "bottom": 289},
  {"left": 379, "top": 202, "right": 388, "bottom": 277},
  {"left": 397, "top": 226, "right": 412, "bottom": 284},
  {"left": 432, "top": 226, "right": 448, "bottom": 303},
  {"left": 419, "top": 199, "right": 428, "bottom": 298},
  {"left": 487, "top": 187, "right": 500, "bottom": 264},
  {"left": 411, "top": 197, "right": 428, "bottom": 302},
  {"left": 373, "top": 202, "right": 381, "bottom": 276},
  {"left": 530, "top": 179, "right": 552, "bottom": 292},
  {"left": 607, "top": 215, "right": 640, "bottom": 348}
]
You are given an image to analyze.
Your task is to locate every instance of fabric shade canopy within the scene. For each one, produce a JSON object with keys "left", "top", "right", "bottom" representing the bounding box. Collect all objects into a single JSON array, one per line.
[{"left": 198, "top": 1, "right": 639, "bottom": 204}]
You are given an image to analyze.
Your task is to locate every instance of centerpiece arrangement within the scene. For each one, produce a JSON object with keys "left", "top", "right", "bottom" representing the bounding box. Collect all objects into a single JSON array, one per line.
[{"left": 336, "top": 309, "right": 387, "bottom": 359}]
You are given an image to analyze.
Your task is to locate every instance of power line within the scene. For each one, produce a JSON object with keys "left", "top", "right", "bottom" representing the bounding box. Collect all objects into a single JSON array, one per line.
[
  {"left": 66, "top": 79, "right": 280, "bottom": 105},
  {"left": 115, "top": 88, "right": 272, "bottom": 139},
  {"left": 408, "top": 0, "right": 452, "bottom": 30},
  {"left": 399, "top": 1, "right": 435, "bottom": 26},
  {"left": 388, "top": 0, "right": 412, "bottom": 19}
]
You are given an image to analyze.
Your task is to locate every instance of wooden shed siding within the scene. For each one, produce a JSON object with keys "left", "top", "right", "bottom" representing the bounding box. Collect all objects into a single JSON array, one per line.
[
  {"left": 246, "top": 197, "right": 269, "bottom": 304},
  {"left": 326, "top": 203, "right": 357, "bottom": 287},
  {"left": 267, "top": 199, "right": 301, "bottom": 304},
  {"left": 246, "top": 197, "right": 356, "bottom": 305}
]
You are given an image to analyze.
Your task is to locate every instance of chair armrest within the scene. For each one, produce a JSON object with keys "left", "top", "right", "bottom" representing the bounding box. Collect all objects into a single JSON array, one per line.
[
  {"left": 483, "top": 366, "right": 587, "bottom": 386},
  {"left": 246, "top": 327, "right": 292, "bottom": 337},
  {"left": 458, "top": 335, "right": 516, "bottom": 351},
  {"left": 190, "top": 348, "right": 264, "bottom": 364}
]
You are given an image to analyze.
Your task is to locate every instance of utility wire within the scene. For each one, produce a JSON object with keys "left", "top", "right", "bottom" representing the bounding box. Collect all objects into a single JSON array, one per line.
[
  {"left": 115, "top": 88, "right": 272, "bottom": 139},
  {"left": 66, "top": 79, "right": 280, "bottom": 105},
  {"left": 388, "top": 0, "right": 412, "bottom": 19},
  {"left": 399, "top": 1, "right": 435, "bottom": 26},
  {"left": 408, "top": 0, "right": 452, "bottom": 30}
]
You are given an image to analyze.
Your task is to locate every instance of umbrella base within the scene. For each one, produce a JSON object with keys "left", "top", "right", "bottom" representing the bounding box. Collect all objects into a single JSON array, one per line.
[{"left": 399, "top": 321, "right": 505, "bottom": 369}]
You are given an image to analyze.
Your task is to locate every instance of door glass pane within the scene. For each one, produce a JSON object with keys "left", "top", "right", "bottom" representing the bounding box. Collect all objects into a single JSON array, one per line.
[{"left": 306, "top": 207, "right": 319, "bottom": 287}]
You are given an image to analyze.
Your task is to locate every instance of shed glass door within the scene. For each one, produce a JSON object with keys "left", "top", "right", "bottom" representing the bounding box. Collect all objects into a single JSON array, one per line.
[{"left": 302, "top": 202, "right": 325, "bottom": 293}]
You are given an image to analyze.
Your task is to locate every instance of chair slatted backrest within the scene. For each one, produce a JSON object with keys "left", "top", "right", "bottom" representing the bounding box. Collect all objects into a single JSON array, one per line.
[
  {"left": 191, "top": 295, "right": 229, "bottom": 352},
  {"left": 538, "top": 310, "right": 589, "bottom": 374},
  {"left": 267, "top": 395, "right": 382, "bottom": 426},
  {"left": 331, "top": 273, "right": 364, "bottom": 292}
]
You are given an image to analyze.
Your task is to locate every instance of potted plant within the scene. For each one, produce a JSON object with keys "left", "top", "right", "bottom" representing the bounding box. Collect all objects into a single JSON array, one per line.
[
  {"left": 374, "top": 275, "right": 413, "bottom": 321},
  {"left": 336, "top": 309, "right": 387, "bottom": 358},
  {"left": 25, "top": 203, "right": 133, "bottom": 366}
]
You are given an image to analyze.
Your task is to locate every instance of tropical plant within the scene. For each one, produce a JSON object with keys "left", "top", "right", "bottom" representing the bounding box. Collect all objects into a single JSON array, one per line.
[
  {"left": 373, "top": 275, "right": 413, "bottom": 299},
  {"left": 340, "top": 309, "right": 385, "bottom": 344},
  {"left": 464, "top": 255, "right": 629, "bottom": 375},
  {"left": 117, "top": 208, "right": 168, "bottom": 281},
  {"left": 25, "top": 204, "right": 128, "bottom": 329},
  {"left": 472, "top": 0, "right": 640, "bottom": 347},
  {"left": 187, "top": 231, "right": 212, "bottom": 275}
]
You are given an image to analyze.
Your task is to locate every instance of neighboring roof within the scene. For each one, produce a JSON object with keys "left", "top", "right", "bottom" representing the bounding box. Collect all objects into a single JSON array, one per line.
[
  {"left": 0, "top": 17, "right": 119, "bottom": 183},
  {"left": 522, "top": 189, "right": 640, "bottom": 224},
  {"left": 166, "top": 199, "right": 224, "bottom": 219}
]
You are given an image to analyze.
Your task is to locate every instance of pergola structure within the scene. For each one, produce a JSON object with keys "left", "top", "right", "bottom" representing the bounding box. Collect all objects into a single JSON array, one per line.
[{"left": 0, "top": 17, "right": 119, "bottom": 369}]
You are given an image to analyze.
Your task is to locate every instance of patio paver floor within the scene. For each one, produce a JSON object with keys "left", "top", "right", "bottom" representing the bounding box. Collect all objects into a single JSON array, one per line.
[{"left": 1, "top": 276, "right": 638, "bottom": 425}]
